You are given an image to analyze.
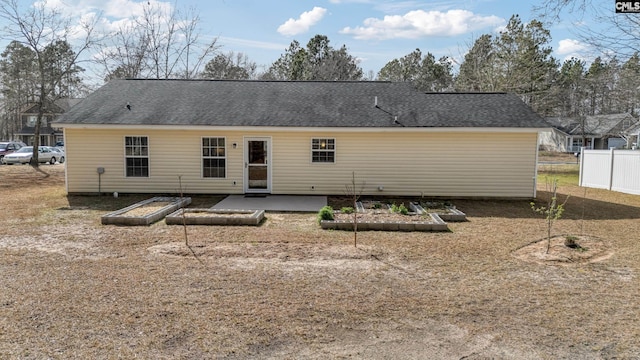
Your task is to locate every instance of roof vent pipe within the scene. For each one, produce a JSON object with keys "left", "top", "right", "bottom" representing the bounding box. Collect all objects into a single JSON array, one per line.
[{"left": 374, "top": 96, "right": 378, "bottom": 107}]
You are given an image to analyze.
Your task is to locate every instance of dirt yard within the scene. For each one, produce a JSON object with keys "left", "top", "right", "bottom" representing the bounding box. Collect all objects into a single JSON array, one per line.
[{"left": 1, "top": 163, "right": 640, "bottom": 359}]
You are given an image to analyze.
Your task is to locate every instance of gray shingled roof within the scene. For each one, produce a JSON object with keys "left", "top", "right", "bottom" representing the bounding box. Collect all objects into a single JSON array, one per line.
[
  {"left": 567, "top": 113, "right": 635, "bottom": 136},
  {"left": 55, "top": 79, "right": 549, "bottom": 129}
]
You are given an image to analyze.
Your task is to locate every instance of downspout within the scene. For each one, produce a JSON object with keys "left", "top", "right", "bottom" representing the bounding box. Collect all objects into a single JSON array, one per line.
[{"left": 63, "top": 128, "right": 69, "bottom": 194}]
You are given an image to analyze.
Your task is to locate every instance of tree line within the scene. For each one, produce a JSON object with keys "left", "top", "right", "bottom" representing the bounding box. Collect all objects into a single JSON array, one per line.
[{"left": 1, "top": 1, "right": 639, "bottom": 161}]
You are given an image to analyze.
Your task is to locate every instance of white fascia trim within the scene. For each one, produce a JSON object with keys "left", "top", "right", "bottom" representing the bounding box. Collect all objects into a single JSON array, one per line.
[{"left": 56, "top": 124, "right": 551, "bottom": 133}]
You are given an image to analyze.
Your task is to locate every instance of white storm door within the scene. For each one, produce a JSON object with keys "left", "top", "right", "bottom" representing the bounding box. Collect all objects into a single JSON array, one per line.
[{"left": 244, "top": 137, "right": 271, "bottom": 193}]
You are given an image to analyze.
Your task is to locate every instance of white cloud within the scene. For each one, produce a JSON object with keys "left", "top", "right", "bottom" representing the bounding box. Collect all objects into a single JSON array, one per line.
[
  {"left": 557, "top": 39, "right": 588, "bottom": 55},
  {"left": 556, "top": 38, "right": 594, "bottom": 63},
  {"left": 39, "top": 0, "right": 128, "bottom": 18},
  {"left": 340, "top": 9, "right": 504, "bottom": 40},
  {"left": 38, "top": 0, "right": 173, "bottom": 23},
  {"left": 277, "top": 7, "right": 327, "bottom": 36}
]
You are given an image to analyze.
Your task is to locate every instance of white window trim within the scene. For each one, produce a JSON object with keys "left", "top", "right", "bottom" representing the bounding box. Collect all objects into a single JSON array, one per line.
[
  {"left": 201, "top": 136, "right": 227, "bottom": 179},
  {"left": 124, "top": 135, "right": 150, "bottom": 178},
  {"left": 311, "top": 137, "right": 336, "bottom": 164}
]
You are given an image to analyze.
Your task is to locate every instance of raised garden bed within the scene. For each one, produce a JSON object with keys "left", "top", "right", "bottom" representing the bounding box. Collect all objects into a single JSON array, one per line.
[
  {"left": 101, "top": 197, "right": 191, "bottom": 226},
  {"left": 416, "top": 201, "right": 467, "bottom": 222},
  {"left": 165, "top": 208, "right": 265, "bottom": 226},
  {"left": 320, "top": 201, "right": 449, "bottom": 232}
]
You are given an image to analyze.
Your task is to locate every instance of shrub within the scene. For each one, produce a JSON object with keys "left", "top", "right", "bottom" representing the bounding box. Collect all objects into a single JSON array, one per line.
[
  {"left": 391, "top": 203, "right": 409, "bottom": 215},
  {"left": 317, "top": 206, "right": 334, "bottom": 223},
  {"left": 341, "top": 206, "right": 354, "bottom": 214}
]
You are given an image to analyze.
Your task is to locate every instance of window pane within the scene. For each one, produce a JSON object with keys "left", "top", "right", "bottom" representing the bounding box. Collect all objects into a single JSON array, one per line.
[
  {"left": 311, "top": 138, "right": 336, "bottom": 150},
  {"left": 326, "top": 152, "right": 335, "bottom": 162},
  {"left": 312, "top": 151, "right": 335, "bottom": 163},
  {"left": 248, "top": 141, "right": 265, "bottom": 164},
  {"left": 126, "top": 158, "right": 149, "bottom": 177},
  {"left": 203, "top": 158, "right": 225, "bottom": 178}
]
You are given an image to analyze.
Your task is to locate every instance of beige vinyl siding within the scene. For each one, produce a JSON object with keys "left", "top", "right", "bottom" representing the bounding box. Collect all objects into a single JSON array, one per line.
[
  {"left": 272, "top": 131, "right": 537, "bottom": 197},
  {"left": 64, "top": 128, "right": 244, "bottom": 194},
  {"left": 64, "top": 128, "right": 537, "bottom": 198}
]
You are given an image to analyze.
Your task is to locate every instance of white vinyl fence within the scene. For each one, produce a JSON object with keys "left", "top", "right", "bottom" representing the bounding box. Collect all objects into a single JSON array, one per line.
[{"left": 579, "top": 149, "right": 640, "bottom": 195}]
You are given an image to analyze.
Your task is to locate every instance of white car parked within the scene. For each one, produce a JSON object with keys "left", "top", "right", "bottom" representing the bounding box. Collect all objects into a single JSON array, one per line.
[{"left": 2, "top": 146, "right": 64, "bottom": 165}]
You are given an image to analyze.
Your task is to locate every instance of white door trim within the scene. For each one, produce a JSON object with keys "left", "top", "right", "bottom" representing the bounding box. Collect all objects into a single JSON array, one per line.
[{"left": 243, "top": 136, "right": 272, "bottom": 193}]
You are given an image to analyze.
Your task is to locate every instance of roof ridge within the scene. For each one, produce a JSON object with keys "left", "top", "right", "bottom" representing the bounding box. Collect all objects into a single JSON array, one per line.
[
  {"left": 120, "top": 78, "right": 395, "bottom": 84},
  {"left": 422, "top": 91, "right": 509, "bottom": 95}
]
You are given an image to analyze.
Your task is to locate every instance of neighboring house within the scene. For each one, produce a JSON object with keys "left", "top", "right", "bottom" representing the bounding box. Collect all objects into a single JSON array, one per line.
[
  {"left": 623, "top": 121, "right": 640, "bottom": 149},
  {"left": 17, "top": 98, "right": 82, "bottom": 146},
  {"left": 539, "top": 117, "right": 574, "bottom": 152},
  {"left": 540, "top": 113, "right": 637, "bottom": 153},
  {"left": 54, "top": 79, "right": 550, "bottom": 198}
]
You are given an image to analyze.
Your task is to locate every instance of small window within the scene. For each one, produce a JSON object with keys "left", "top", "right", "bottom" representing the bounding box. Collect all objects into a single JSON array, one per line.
[
  {"left": 312, "top": 138, "right": 335, "bottom": 163},
  {"left": 26, "top": 116, "right": 38, "bottom": 127},
  {"left": 125, "top": 136, "right": 149, "bottom": 177},
  {"left": 202, "top": 137, "right": 226, "bottom": 178}
]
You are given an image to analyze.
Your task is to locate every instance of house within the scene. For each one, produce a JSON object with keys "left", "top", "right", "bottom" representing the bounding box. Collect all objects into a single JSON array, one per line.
[
  {"left": 540, "top": 113, "right": 637, "bottom": 153},
  {"left": 54, "top": 79, "right": 550, "bottom": 198},
  {"left": 538, "top": 117, "right": 574, "bottom": 152},
  {"left": 623, "top": 121, "right": 640, "bottom": 149},
  {"left": 17, "top": 99, "right": 82, "bottom": 146}
]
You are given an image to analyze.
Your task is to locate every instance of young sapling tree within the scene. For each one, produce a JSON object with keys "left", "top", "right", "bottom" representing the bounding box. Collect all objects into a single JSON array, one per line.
[
  {"left": 530, "top": 177, "right": 569, "bottom": 254},
  {"left": 344, "top": 171, "right": 365, "bottom": 247}
]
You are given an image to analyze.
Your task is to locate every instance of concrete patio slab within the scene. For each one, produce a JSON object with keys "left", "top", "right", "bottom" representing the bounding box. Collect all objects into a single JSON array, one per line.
[{"left": 211, "top": 195, "right": 327, "bottom": 212}]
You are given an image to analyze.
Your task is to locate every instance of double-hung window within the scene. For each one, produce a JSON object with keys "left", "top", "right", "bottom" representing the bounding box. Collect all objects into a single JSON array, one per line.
[
  {"left": 202, "top": 137, "right": 226, "bottom": 178},
  {"left": 311, "top": 138, "right": 335, "bottom": 163},
  {"left": 125, "top": 136, "right": 149, "bottom": 177}
]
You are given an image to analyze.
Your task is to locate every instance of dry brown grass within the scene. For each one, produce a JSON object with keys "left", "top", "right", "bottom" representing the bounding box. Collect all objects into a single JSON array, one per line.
[{"left": 1, "top": 162, "right": 640, "bottom": 359}]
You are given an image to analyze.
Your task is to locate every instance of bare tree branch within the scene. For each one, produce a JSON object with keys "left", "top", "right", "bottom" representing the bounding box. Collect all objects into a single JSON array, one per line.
[{"left": 0, "top": 0, "right": 96, "bottom": 168}]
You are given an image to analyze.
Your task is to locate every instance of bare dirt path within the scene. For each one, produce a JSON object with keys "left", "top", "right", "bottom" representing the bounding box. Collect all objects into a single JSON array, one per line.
[{"left": 1, "top": 164, "right": 639, "bottom": 358}]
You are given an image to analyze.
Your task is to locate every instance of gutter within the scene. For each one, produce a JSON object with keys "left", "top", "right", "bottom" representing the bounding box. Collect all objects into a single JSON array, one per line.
[{"left": 53, "top": 123, "right": 552, "bottom": 134}]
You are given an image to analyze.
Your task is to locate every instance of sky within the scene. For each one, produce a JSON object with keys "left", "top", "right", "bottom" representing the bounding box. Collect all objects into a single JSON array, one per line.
[{"left": 1, "top": 0, "right": 609, "bottom": 81}]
